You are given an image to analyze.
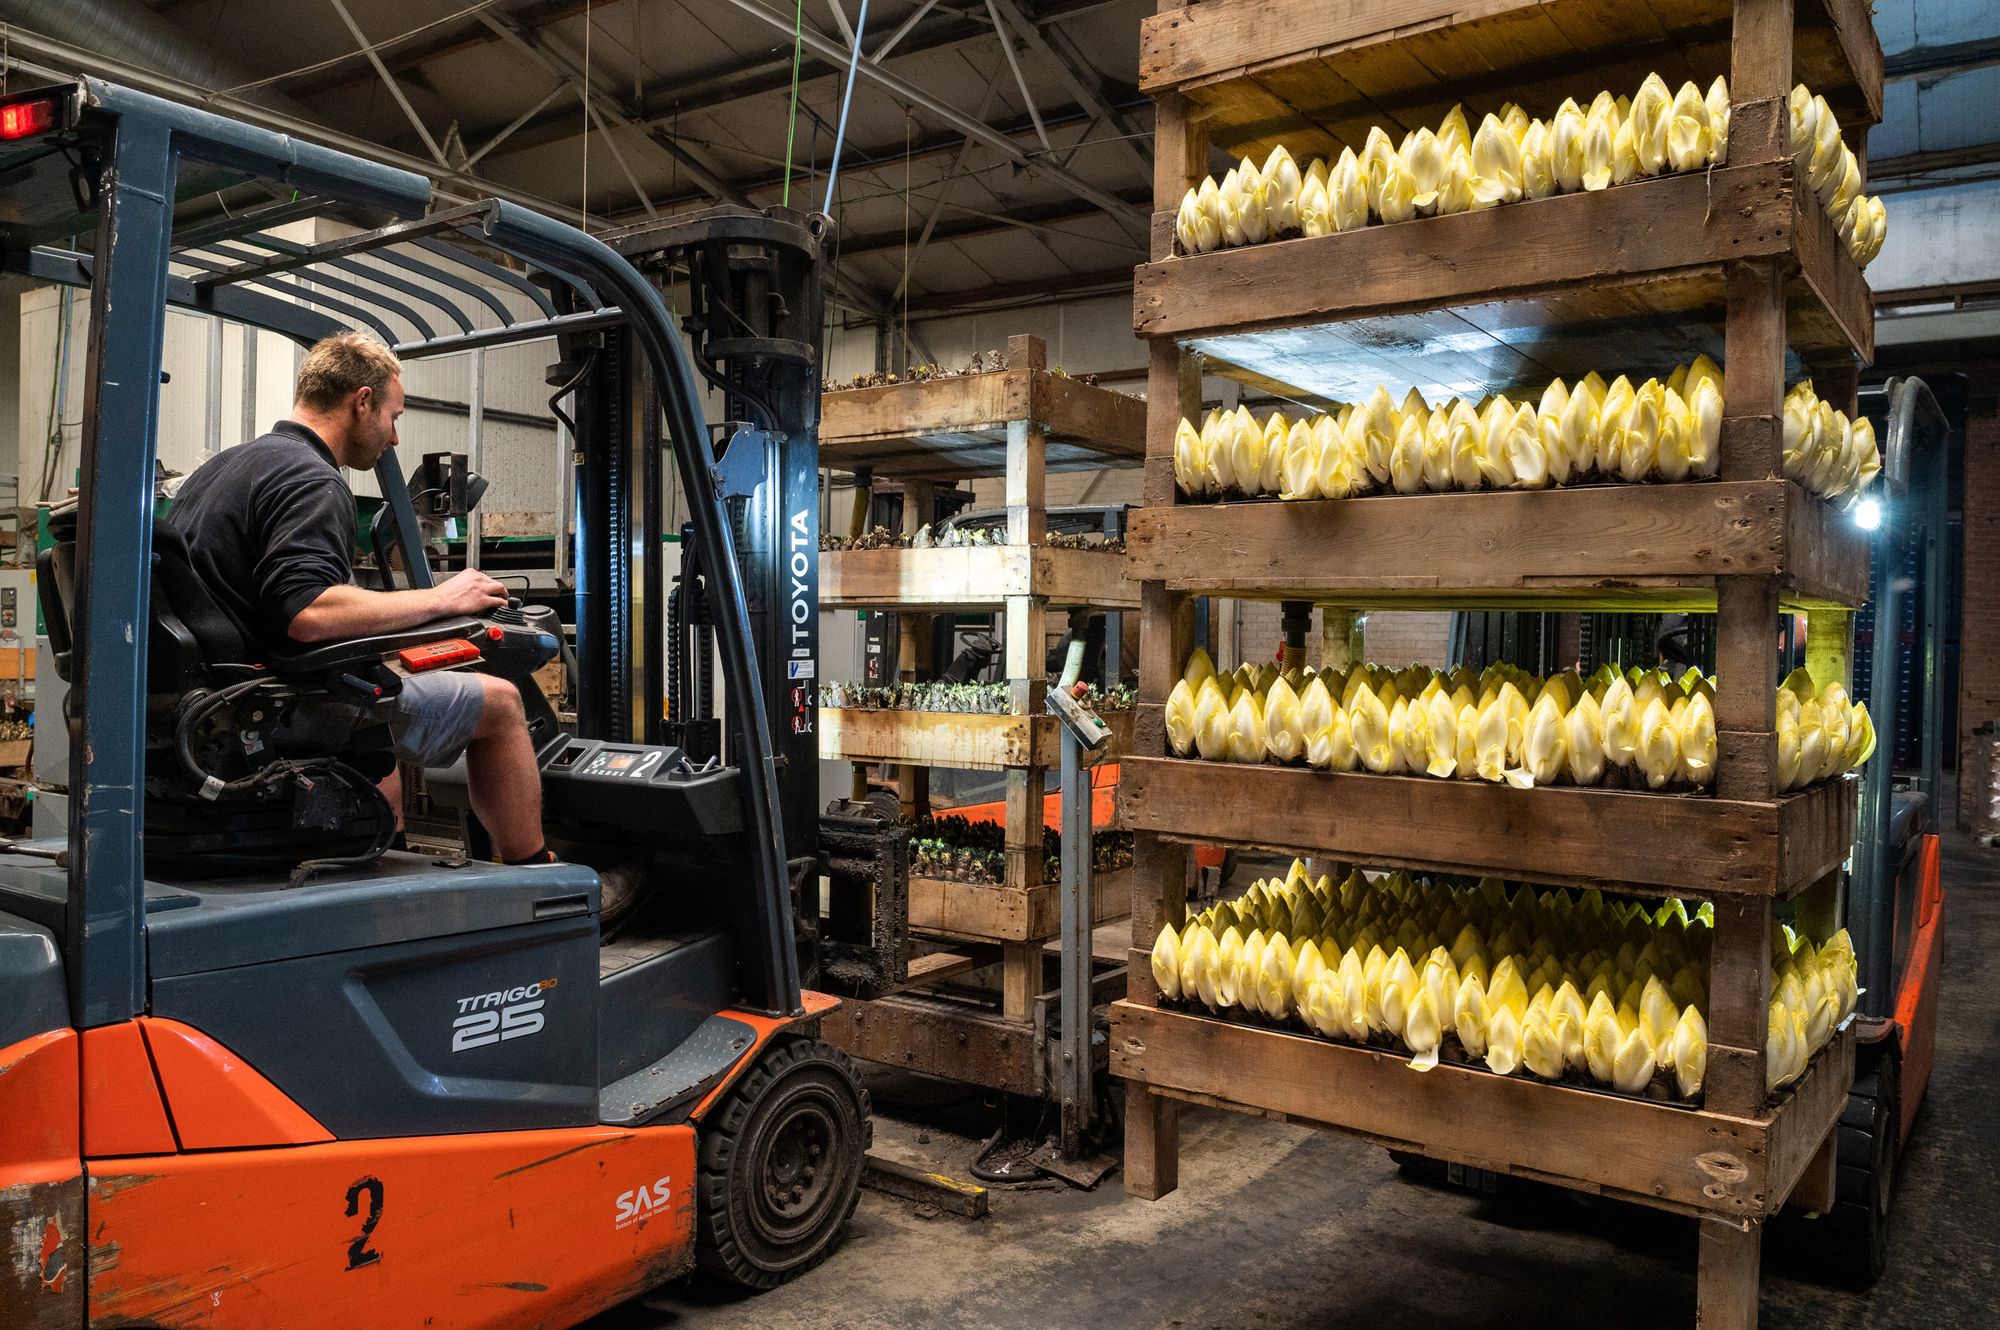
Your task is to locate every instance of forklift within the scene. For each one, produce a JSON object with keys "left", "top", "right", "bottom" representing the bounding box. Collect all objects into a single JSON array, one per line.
[
  {"left": 1432, "top": 377, "right": 1951, "bottom": 1284},
  {"left": 1824, "top": 373, "right": 1951, "bottom": 1283},
  {"left": 0, "top": 78, "right": 869, "bottom": 1327}
]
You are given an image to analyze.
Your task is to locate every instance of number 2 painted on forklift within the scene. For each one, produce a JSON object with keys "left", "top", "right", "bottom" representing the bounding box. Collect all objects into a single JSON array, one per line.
[{"left": 344, "top": 1177, "right": 384, "bottom": 1270}]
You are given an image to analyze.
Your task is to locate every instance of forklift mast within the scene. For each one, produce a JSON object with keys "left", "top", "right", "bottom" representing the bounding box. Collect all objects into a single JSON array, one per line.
[{"left": 612, "top": 209, "right": 827, "bottom": 860}]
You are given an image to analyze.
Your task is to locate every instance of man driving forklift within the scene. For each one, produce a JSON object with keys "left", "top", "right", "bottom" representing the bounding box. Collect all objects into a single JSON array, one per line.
[{"left": 167, "top": 332, "right": 549, "bottom": 864}]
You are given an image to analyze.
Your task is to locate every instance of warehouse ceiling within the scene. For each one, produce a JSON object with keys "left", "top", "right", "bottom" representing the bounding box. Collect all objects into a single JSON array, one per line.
[{"left": 0, "top": 0, "right": 1153, "bottom": 335}]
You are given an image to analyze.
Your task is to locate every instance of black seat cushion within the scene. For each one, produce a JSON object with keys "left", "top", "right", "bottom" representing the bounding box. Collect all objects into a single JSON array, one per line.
[{"left": 151, "top": 522, "right": 254, "bottom": 666}]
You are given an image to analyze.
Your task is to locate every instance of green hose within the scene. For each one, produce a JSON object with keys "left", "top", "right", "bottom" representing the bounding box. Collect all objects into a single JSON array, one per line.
[{"left": 781, "top": 0, "right": 805, "bottom": 206}]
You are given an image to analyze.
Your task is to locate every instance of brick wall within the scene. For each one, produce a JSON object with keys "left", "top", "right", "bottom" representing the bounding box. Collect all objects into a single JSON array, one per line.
[
  {"left": 1363, "top": 611, "right": 1454, "bottom": 668},
  {"left": 1959, "top": 397, "right": 2000, "bottom": 830}
]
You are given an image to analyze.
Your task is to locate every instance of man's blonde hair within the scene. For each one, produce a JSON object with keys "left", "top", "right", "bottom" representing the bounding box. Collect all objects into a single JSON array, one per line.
[{"left": 295, "top": 332, "right": 401, "bottom": 412}]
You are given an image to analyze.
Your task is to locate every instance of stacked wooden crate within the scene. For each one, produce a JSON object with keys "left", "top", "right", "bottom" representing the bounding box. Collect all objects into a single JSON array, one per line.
[
  {"left": 1114, "top": 1, "right": 1880, "bottom": 1323},
  {"left": 817, "top": 334, "right": 1146, "bottom": 1096}
]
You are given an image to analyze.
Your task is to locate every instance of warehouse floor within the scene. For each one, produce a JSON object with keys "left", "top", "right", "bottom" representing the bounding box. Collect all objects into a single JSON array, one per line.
[{"left": 592, "top": 830, "right": 2000, "bottom": 1330}]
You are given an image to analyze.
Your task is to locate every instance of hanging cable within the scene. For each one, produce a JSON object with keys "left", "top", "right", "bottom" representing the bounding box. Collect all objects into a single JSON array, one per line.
[
  {"left": 901, "top": 107, "right": 912, "bottom": 371},
  {"left": 781, "top": 0, "right": 806, "bottom": 207},
  {"left": 820, "top": 0, "right": 872, "bottom": 215},
  {"left": 580, "top": 0, "right": 592, "bottom": 230}
]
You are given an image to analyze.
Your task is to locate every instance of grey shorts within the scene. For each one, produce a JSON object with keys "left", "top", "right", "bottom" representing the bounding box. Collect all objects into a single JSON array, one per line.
[{"left": 389, "top": 670, "right": 487, "bottom": 767}]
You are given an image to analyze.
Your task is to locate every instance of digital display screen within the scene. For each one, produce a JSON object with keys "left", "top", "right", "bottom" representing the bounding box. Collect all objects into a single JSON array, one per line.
[{"left": 604, "top": 753, "right": 636, "bottom": 771}]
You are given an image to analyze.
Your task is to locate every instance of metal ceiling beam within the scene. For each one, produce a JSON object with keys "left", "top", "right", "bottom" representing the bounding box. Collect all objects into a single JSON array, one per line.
[
  {"left": 611, "top": 95, "right": 1147, "bottom": 218},
  {"left": 458, "top": 0, "right": 1127, "bottom": 175},
  {"left": 897, "top": 262, "right": 1135, "bottom": 315},
  {"left": 891, "top": 71, "right": 1005, "bottom": 307},
  {"left": 985, "top": 0, "right": 1050, "bottom": 151},
  {"left": 823, "top": 0, "right": 857, "bottom": 47},
  {"left": 286, "top": 0, "right": 592, "bottom": 95},
  {"left": 836, "top": 190, "right": 1149, "bottom": 259},
  {"left": 714, "top": 0, "right": 1146, "bottom": 233},
  {"left": 473, "top": 9, "right": 739, "bottom": 211},
  {"left": 326, "top": 0, "right": 449, "bottom": 166},
  {"left": 988, "top": 0, "right": 1152, "bottom": 177},
  {"left": 0, "top": 31, "right": 594, "bottom": 228},
  {"left": 872, "top": 0, "right": 943, "bottom": 62},
  {"left": 465, "top": 83, "right": 569, "bottom": 169}
]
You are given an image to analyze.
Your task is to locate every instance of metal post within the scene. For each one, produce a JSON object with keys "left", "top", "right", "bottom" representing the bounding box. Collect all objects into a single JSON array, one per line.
[
  {"left": 203, "top": 315, "right": 224, "bottom": 458},
  {"left": 1854, "top": 488, "right": 1899, "bottom": 1020},
  {"left": 466, "top": 348, "right": 485, "bottom": 570},
  {"left": 68, "top": 112, "right": 177, "bottom": 1028},
  {"left": 1057, "top": 721, "right": 1093, "bottom": 1157},
  {"left": 239, "top": 323, "right": 260, "bottom": 444},
  {"left": 554, "top": 389, "right": 573, "bottom": 586}
]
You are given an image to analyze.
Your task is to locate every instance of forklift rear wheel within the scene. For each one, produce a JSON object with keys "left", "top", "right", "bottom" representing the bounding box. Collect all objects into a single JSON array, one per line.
[
  {"left": 1823, "top": 1049, "right": 1899, "bottom": 1288},
  {"left": 696, "top": 1036, "right": 871, "bottom": 1289}
]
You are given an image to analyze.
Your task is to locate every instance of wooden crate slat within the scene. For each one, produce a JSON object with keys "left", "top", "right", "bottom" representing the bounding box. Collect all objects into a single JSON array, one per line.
[
  {"left": 819, "top": 365, "right": 1143, "bottom": 479},
  {"left": 821, "top": 371, "right": 1031, "bottom": 444},
  {"left": 1140, "top": 0, "right": 1880, "bottom": 128},
  {"left": 1111, "top": 1001, "right": 1855, "bottom": 1219},
  {"left": 1134, "top": 164, "right": 1871, "bottom": 371},
  {"left": 822, "top": 994, "right": 1043, "bottom": 1096},
  {"left": 1118, "top": 755, "right": 1858, "bottom": 898},
  {"left": 1789, "top": 168, "right": 1878, "bottom": 363},
  {"left": 820, "top": 708, "right": 1135, "bottom": 770},
  {"left": 1123, "top": 482, "right": 1869, "bottom": 609},
  {"left": 820, "top": 708, "right": 1043, "bottom": 769},
  {"left": 910, "top": 866, "right": 1135, "bottom": 944},
  {"left": 1032, "top": 373, "right": 1149, "bottom": 459},
  {"left": 821, "top": 544, "right": 1138, "bottom": 610}
]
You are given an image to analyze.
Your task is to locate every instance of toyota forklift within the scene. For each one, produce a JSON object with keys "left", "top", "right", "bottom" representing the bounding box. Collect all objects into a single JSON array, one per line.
[
  {"left": 0, "top": 79, "right": 867, "bottom": 1327},
  {"left": 1820, "top": 373, "right": 1952, "bottom": 1284}
]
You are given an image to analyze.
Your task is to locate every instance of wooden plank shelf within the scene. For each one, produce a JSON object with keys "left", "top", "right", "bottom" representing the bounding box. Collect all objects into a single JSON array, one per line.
[
  {"left": 1111, "top": 1001, "right": 1855, "bottom": 1221},
  {"left": 1139, "top": 0, "right": 1883, "bottom": 166},
  {"left": 822, "top": 994, "right": 1046, "bottom": 1097},
  {"left": 820, "top": 361, "right": 1145, "bottom": 480},
  {"left": 820, "top": 708, "right": 1136, "bottom": 772},
  {"left": 910, "top": 866, "right": 1134, "bottom": 944},
  {"left": 821, "top": 543, "right": 1138, "bottom": 610},
  {"left": 1125, "top": 2, "right": 1871, "bottom": 1319},
  {"left": 1134, "top": 162, "right": 1873, "bottom": 398},
  {"left": 1118, "top": 755, "right": 1857, "bottom": 900},
  {"left": 818, "top": 335, "right": 1140, "bottom": 1121},
  {"left": 1126, "top": 480, "right": 1869, "bottom": 611}
]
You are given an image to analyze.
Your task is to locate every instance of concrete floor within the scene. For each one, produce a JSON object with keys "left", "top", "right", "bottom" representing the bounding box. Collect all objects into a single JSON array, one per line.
[{"left": 593, "top": 832, "right": 2000, "bottom": 1330}]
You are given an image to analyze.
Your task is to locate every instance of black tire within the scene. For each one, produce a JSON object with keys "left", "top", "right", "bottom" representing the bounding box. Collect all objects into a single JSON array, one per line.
[
  {"left": 1822, "top": 1050, "right": 1899, "bottom": 1288},
  {"left": 696, "top": 1036, "right": 871, "bottom": 1290}
]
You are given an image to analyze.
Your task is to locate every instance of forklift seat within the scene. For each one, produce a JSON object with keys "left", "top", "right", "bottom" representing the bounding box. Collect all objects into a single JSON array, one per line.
[{"left": 35, "top": 503, "right": 557, "bottom": 874}]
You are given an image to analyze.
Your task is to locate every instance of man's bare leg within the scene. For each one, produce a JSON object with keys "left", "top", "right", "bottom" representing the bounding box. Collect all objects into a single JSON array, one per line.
[
  {"left": 376, "top": 767, "right": 405, "bottom": 833},
  {"left": 466, "top": 675, "right": 547, "bottom": 862}
]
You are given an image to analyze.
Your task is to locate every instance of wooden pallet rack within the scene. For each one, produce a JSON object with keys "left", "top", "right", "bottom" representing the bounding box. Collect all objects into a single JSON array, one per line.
[
  {"left": 818, "top": 334, "right": 1144, "bottom": 1099},
  {"left": 1117, "top": 2, "right": 1879, "bottom": 1324}
]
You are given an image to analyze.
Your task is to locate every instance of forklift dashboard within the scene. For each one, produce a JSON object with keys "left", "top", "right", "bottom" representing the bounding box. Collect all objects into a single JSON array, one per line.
[{"left": 539, "top": 737, "right": 744, "bottom": 841}]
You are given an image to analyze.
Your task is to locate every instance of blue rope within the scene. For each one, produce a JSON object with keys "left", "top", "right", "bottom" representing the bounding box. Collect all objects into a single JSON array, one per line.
[{"left": 821, "top": 0, "right": 872, "bottom": 215}]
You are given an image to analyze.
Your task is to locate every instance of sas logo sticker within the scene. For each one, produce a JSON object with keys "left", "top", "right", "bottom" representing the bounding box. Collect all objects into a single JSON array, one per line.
[{"left": 614, "top": 1176, "right": 674, "bottom": 1229}]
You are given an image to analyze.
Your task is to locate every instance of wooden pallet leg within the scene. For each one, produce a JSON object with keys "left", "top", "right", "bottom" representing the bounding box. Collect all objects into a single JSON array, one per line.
[
  {"left": 1697, "top": 1218, "right": 1762, "bottom": 1330},
  {"left": 1124, "top": 1083, "right": 1180, "bottom": 1200},
  {"left": 1001, "top": 941, "right": 1040, "bottom": 1023}
]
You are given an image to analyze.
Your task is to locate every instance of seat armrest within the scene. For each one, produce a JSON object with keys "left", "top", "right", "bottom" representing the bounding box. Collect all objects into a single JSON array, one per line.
[
  {"left": 264, "top": 618, "right": 483, "bottom": 675},
  {"left": 264, "top": 615, "right": 558, "bottom": 682}
]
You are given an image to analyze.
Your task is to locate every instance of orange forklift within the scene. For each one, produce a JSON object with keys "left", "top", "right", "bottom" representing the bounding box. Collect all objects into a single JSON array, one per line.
[{"left": 0, "top": 79, "right": 867, "bottom": 1326}]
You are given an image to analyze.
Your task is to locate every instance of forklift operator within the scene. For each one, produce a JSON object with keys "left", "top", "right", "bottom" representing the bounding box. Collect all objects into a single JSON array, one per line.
[{"left": 166, "top": 332, "right": 551, "bottom": 865}]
